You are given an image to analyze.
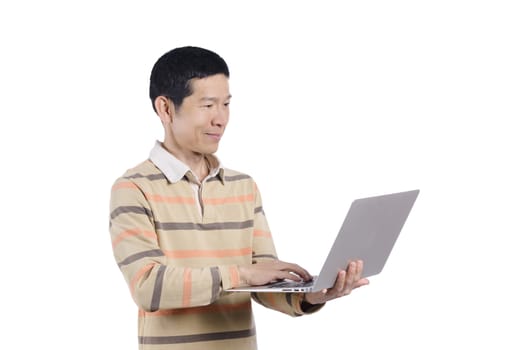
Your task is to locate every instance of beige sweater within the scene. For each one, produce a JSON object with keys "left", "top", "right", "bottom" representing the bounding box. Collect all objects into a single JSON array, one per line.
[{"left": 109, "top": 149, "right": 320, "bottom": 349}]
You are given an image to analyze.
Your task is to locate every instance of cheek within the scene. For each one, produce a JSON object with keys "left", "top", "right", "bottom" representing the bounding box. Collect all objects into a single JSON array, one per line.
[
  {"left": 170, "top": 123, "right": 190, "bottom": 140},
  {"left": 176, "top": 123, "right": 203, "bottom": 143}
]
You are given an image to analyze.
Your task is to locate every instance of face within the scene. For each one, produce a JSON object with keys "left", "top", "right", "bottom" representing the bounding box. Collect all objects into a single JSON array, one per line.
[{"left": 161, "top": 74, "right": 231, "bottom": 159}]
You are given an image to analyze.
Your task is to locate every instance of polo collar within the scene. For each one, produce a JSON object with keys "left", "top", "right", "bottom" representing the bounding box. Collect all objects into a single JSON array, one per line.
[{"left": 149, "top": 141, "right": 225, "bottom": 184}]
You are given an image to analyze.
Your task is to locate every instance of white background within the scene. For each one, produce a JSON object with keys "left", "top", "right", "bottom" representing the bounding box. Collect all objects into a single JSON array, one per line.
[{"left": 1, "top": 1, "right": 527, "bottom": 349}]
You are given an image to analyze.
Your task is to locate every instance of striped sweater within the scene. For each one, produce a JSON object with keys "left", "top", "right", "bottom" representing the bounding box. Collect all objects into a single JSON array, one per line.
[{"left": 109, "top": 145, "right": 320, "bottom": 349}]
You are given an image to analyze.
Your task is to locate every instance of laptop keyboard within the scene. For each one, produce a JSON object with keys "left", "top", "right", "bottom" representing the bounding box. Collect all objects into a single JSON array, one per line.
[{"left": 270, "top": 279, "right": 314, "bottom": 288}]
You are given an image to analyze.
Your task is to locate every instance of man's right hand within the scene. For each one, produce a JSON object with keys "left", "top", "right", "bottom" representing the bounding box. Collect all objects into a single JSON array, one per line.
[{"left": 238, "top": 260, "right": 312, "bottom": 286}]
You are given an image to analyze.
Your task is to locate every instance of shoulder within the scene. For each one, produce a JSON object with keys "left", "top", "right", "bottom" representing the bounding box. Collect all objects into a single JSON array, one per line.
[
  {"left": 222, "top": 167, "right": 254, "bottom": 183},
  {"left": 219, "top": 168, "right": 267, "bottom": 198},
  {"left": 223, "top": 168, "right": 253, "bottom": 180},
  {"left": 112, "top": 160, "right": 164, "bottom": 189}
]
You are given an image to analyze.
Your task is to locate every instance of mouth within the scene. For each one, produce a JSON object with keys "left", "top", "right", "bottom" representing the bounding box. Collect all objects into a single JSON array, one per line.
[{"left": 205, "top": 133, "right": 222, "bottom": 141}]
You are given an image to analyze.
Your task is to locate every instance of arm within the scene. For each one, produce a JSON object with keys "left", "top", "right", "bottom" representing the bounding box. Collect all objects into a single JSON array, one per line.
[
  {"left": 109, "top": 178, "right": 240, "bottom": 312},
  {"left": 245, "top": 182, "right": 324, "bottom": 316}
]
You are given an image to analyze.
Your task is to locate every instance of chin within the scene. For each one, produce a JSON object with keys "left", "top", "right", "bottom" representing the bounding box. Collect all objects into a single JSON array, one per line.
[{"left": 201, "top": 146, "right": 219, "bottom": 155}]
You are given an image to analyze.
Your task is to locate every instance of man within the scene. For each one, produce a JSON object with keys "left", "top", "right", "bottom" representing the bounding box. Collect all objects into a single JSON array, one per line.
[{"left": 109, "top": 46, "right": 369, "bottom": 349}]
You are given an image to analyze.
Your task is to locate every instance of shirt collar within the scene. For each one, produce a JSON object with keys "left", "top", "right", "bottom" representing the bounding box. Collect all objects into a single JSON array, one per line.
[{"left": 149, "top": 141, "right": 224, "bottom": 184}]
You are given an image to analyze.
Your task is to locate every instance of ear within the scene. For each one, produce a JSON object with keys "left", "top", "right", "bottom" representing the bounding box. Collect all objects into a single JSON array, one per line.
[{"left": 154, "top": 96, "right": 173, "bottom": 124}]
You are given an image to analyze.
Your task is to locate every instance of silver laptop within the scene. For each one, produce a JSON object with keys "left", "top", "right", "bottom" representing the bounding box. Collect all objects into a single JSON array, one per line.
[{"left": 227, "top": 189, "right": 419, "bottom": 293}]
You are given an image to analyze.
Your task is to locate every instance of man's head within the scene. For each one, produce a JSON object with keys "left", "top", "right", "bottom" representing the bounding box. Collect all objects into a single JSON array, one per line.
[
  {"left": 149, "top": 46, "right": 230, "bottom": 111},
  {"left": 149, "top": 46, "right": 232, "bottom": 159}
]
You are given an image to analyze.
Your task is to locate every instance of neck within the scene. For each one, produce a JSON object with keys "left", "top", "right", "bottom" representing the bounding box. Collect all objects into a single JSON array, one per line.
[
  {"left": 161, "top": 142, "right": 210, "bottom": 181},
  {"left": 194, "top": 156, "right": 210, "bottom": 182}
]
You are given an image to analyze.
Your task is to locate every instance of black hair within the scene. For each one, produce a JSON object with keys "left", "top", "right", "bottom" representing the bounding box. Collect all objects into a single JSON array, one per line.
[{"left": 149, "top": 46, "right": 230, "bottom": 112}]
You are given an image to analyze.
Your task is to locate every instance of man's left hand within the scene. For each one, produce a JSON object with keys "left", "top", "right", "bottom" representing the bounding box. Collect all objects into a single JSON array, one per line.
[{"left": 304, "top": 260, "right": 369, "bottom": 305}]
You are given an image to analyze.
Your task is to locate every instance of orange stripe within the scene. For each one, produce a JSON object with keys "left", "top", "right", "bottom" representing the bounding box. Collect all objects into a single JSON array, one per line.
[
  {"left": 129, "top": 263, "right": 155, "bottom": 295},
  {"left": 203, "top": 194, "right": 254, "bottom": 205},
  {"left": 230, "top": 266, "right": 240, "bottom": 287},
  {"left": 139, "top": 301, "right": 252, "bottom": 317},
  {"left": 262, "top": 292, "right": 278, "bottom": 308},
  {"left": 112, "top": 181, "right": 137, "bottom": 191},
  {"left": 164, "top": 247, "right": 252, "bottom": 259},
  {"left": 112, "top": 228, "right": 157, "bottom": 248},
  {"left": 253, "top": 229, "right": 271, "bottom": 238},
  {"left": 182, "top": 268, "right": 192, "bottom": 307},
  {"left": 145, "top": 193, "right": 195, "bottom": 204}
]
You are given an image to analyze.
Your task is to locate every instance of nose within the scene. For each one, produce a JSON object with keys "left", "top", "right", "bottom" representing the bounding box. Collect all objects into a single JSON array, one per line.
[{"left": 212, "top": 105, "right": 229, "bottom": 127}]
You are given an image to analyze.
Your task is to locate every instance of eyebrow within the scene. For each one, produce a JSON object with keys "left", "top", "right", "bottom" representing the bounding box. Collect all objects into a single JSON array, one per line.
[{"left": 199, "top": 95, "right": 232, "bottom": 102}]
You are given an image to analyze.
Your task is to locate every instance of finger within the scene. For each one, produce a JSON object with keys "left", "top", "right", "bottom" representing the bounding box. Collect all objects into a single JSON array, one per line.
[
  {"left": 276, "top": 270, "right": 303, "bottom": 282},
  {"left": 350, "top": 260, "right": 365, "bottom": 280},
  {"left": 353, "top": 260, "right": 366, "bottom": 285},
  {"left": 356, "top": 260, "right": 364, "bottom": 277},
  {"left": 277, "top": 261, "right": 312, "bottom": 281},
  {"left": 259, "top": 261, "right": 309, "bottom": 282},
  {"left": 331, "top": 270, "right": 347, "bottom": 295},
  {"left": 357, "top": 278, "right": 370, "bottom": 287},
  {"left": 291, "top": 264, "right": 312, "bottom": 281},
  {"left": 348, "top": 260, "right": 359, "bottom": 275},
  {"left": 342, "top": 261, "right": 360, "bottom": 293}
]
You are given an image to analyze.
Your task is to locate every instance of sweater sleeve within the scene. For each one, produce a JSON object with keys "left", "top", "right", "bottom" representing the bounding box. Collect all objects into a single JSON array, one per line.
[
  {"left": 109, "top": 177, "right": 241, "bottom": 312},
  {"left": 249, "top": 182, "right": 324, "bottom": 317}
]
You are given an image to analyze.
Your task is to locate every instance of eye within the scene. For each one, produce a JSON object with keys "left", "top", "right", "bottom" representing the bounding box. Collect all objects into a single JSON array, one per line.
[
  {"left": 224, "top": 101, "right": 230, "bottom": 107},
  {"left": 202, "top": 104, "right": 213, "bottom": 109}
]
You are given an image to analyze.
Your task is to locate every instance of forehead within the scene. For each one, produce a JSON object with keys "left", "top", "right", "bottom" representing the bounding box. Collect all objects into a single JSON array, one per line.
[{"left": 188, "top": 74, "right": 230, "bottom": 98}]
